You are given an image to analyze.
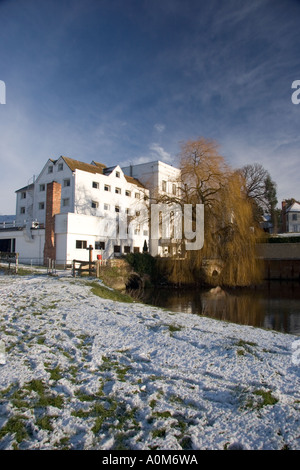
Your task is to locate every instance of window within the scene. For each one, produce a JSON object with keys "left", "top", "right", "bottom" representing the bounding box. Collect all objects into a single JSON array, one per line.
[
  {"left": 114, "top": 245, "right": 121, "bottom": 253},
  {"left": 63, "top": 179, "right": 70, "bottom": 187},
  {"left": 162, "top": 180, "right": 167, "bottom": 192},
  {"left": 58, "top": 163, "right": 63, "bottom": 171},
  {"left": 172, "top": 184, "right": 177, "bottom": 195},
  {"left": 92, "top": 181, "right": 99, "bottom": 189},
  {"left": 115, "top": 206, "right": 120, "bottom": 213},
  {"left": 104, "top": 203, "right": 110, "bottom": 211},
  {"left": 39, "top": 184, "right": 45, "bottom": 192},
  {"left": 21, "top": 192, "right": 26, "bottom": 199},
  {"left": 136, "top": 210, "right": 140, "bottom": 216},
  {"left": 116, "top": 171, "right": 120, "bottom": 178},
  {"left": 95, "top": 241, "right": 105, "bottom": 250},
  {"left": 76, "top": 240, "right": 87, "bottom": 249},
  {"left": 124, "top": 246, "right": 130, "bottom": 254},
  {"left": 62, "top": 198, "right": 69, "bottom": 207},
  {"left": 143, "top": 230, "right": 148, "bottom": 236},
  {"left": 134, "top": 247, "right": 140, "bottom": 253},
  {"left": 135, "top": 192, "right": 140, "bottom": 199},
  {"left": 125, "top": 190, "right": 131, "bottom": 197},
  {"left": 48, "top": 166, "right": 53, "bottom": 174},
  {"left": 292, "top": 214, "right": 298, "bottom": 221},
  {"left": 20, "top": 207, "right": 25, "bottom": 214},
  {"left": 91, "top": 201, "right": 99, "bottom": 209},
  {"left": 38, "top": 202, "right": 45, "bottom": 210},
  {"left": 115, "top": 187, "right": 121, "bottom": 194},
  {"left": 104, "top": 184, "right": 111, "bottom": 192}
]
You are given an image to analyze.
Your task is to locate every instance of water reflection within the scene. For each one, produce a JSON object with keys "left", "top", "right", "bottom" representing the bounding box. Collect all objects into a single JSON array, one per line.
[{"left": 141, "top": 281, "right": 300, "bottom": 336}]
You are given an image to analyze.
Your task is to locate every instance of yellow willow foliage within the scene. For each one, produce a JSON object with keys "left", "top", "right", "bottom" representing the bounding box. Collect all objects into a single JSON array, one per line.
[
  {"left": 161, "top": 138, "right": 265, "bottom": 287},
  {"left": 216, "top": 173, "right": 264, "bottom": 286}
]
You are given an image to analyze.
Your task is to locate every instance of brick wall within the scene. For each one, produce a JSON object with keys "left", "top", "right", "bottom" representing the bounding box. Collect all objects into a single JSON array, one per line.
[{"left": 43, "top": 181, "right": 61, "bottom": 264}]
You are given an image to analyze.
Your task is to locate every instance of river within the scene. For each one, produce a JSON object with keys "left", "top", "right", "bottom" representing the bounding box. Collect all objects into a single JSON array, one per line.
[{"left": 141, "top": 280, "right": 300, "bottom": 336}]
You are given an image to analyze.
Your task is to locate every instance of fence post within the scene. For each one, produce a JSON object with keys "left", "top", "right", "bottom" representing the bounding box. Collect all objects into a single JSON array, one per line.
[
  {"left": 96, "top": 260, "right": 101, "bottom": 278},
  {"left": 15, "top": 253, "right": 19, "bottom": 274}
]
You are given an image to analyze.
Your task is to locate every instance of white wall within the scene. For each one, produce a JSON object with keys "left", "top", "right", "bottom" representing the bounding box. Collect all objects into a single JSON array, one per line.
[
  {"left": 122, "top": 161, "right": 180, "bottom": 199},
  {"left": 15, "top": 185, "right": 35, "bottom": 226},
  {"left": 74, "top": 165, "right": 148, "bottom": 218},
  {"left": 55, "top": 212, "right": 149, "bottom": 263},
  {"left": 16, "top": 157, "right": 75, "bottom": 226},
  {"left": 122, "top": 161, "right": 181, "bottom": 256},
  {"left": 0, "top": 228, "right": 45, "bottom": 265}
]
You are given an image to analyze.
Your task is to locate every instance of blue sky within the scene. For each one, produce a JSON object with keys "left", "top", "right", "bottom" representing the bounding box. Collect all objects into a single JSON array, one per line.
[{"left": 0, "top": 0, "right": 300, "bottom": 214}]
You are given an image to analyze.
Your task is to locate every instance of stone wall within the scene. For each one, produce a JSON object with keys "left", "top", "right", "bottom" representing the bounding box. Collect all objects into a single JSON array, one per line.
[
  {"left": 256, "top": 242, "right": 300, "bottom": 280},
  {"left": 256, "top": 242, "right": 300, "bottom": 260}
]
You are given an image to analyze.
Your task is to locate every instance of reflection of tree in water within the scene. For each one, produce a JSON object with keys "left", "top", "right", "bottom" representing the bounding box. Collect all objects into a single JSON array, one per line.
[
  {"left": 142, "top": 282, "right": 300, "bottom": 334},
  {"left": 201, "top": 287, "right": 266, "bottom": 327}
]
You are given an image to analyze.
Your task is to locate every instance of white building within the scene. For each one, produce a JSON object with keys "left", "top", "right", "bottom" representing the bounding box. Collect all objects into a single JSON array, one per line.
[
  {"left": 282, "top": 200, "right": 300, "bottom": 233},
  {"left": 122, "top": 161, "right": 181, "bottom": 256},
  {"left": 0, "top": 156, "right": 181, "bottom": 265}
]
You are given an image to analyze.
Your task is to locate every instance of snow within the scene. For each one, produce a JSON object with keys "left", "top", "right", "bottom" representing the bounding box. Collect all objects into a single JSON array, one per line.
[{"left": 0, "top": 272, "right": 299, "bottom": 450}]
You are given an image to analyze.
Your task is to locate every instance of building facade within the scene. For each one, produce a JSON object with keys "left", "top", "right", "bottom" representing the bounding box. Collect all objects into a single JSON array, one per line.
[
  {"left": 122, "top": 161, "right": 181, "bottom": 256},
  {"left": 0, "top": 156, "right": 181, "bottom": 265},
  {"left": 281, "top": 200, "right": 300, "bottom": 233}
]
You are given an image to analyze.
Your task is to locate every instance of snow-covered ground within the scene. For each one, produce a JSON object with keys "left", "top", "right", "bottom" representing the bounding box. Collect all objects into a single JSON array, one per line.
[{"left": 0, "top": 272, "right": 299, "bottom": 450}]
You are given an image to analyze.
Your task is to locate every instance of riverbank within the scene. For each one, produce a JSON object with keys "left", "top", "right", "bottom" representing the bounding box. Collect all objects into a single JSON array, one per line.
[{"left": 0, "top": 273, "right": 299, "bottom": 450}]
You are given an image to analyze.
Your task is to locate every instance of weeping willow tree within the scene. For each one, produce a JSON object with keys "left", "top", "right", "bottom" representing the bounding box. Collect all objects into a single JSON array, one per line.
[{"left": 157, "top": 137, "right": 264, "bottom": 287}]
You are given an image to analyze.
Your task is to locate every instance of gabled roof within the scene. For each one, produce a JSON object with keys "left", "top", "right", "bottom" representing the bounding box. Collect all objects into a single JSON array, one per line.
[
  {"left": 62, "top": 156, "right": 146, "bottom": 188},
  {"left": 15, "top": 183, "right": 35, "bottom": 193},
  {"left": 124, "top": 174, "right": 145, "bottom": 189},
  {"left": 62, "top": 156, "right": 106, "bottom": 175},
  {"left": 287, "top": 202, "right": 300, "bottom": 212},
  {"left": 91, "top": 161, "right": 107, "bottom": 171}
]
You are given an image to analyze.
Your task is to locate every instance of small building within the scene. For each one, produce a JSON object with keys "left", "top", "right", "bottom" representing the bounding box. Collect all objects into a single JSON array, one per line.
[{"left": 281, "top": 200, "right": 300, "bottom": 233}]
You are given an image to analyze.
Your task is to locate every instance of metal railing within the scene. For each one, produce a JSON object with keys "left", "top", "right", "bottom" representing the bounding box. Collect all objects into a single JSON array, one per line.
[{"left": 0, "top": 252, "right": 19, "bottom": 273}]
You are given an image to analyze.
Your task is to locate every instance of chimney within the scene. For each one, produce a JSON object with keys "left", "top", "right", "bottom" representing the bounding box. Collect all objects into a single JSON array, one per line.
[
  {"left": 44, "top": 181, "right": 61, "bottom": 264},
  {"left": 281, "top": 200, "right": 287, "bottom": 233}
]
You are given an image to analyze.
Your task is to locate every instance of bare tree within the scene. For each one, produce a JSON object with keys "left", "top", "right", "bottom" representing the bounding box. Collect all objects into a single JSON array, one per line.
[{"left": 238, "top": 163, "right": 278, "bottom": 227}]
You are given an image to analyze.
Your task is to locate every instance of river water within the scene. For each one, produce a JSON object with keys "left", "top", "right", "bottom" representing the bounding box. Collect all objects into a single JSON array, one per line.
[{"left": 141, "top": 281, "right": 300, "bottom": 336}]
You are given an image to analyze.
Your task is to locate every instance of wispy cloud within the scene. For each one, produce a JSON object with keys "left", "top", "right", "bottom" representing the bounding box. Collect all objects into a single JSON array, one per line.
[{"left": 0, "top": 0, "right": 300, "bottom": 214}]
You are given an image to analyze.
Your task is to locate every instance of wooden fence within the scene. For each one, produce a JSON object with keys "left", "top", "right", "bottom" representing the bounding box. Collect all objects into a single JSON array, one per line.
[
  {"left": 0, "top": 252, "right": 19, "bottom": 273},
  {"left": 72, "top": 258, "right": 107, "bottom": 277}
]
